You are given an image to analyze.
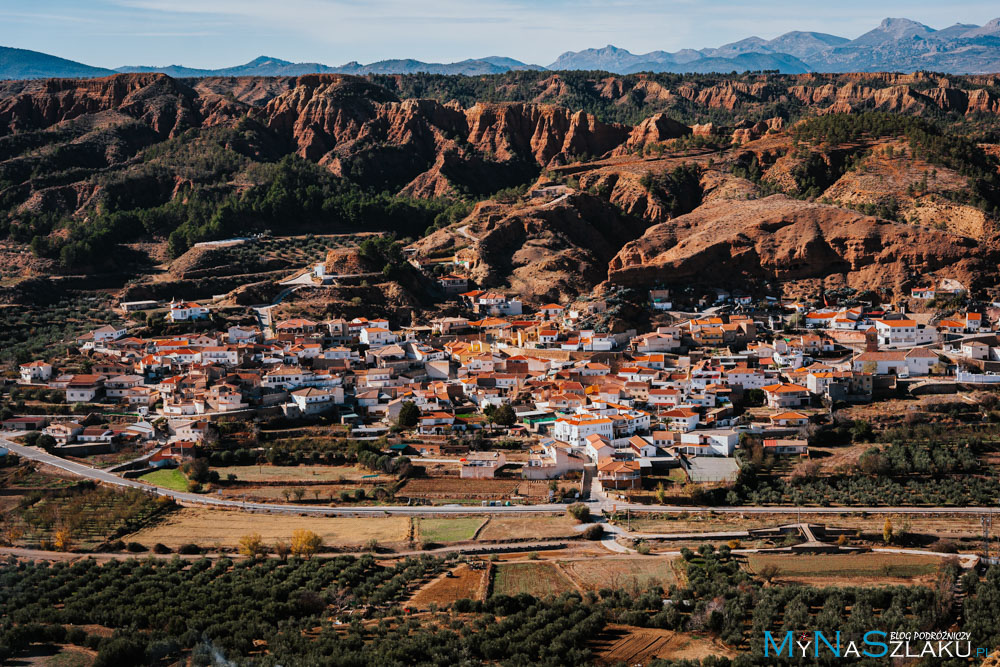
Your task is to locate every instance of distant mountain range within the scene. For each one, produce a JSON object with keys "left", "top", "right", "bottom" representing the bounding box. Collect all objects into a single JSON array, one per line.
[
  {"left": 548, "top": 19, "right": 1000, "bottom": 74},
  {"left": 3, "top": 17, "right": 1000, "bottom": 80}
]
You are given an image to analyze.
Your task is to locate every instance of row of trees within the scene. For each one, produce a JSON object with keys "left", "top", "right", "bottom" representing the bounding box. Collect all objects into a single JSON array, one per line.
[
  {"left": 732, "top": 473, "right": 1000, "bottom": 506},
  {"left": 857, "top": 442, "right": 980, "bottom": 476},
  {"left": 5, "top": 536, "right": 997, "bottom": 665},
  {"left": 238, "top": 529, "right": 322, "bottom": 560},
  {"left": 0, "top": 552, "right": 442, "bottom": 664}
]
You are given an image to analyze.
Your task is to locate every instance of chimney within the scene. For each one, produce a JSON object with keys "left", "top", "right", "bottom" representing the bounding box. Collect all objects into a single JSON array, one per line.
[{"left": 864, "top": 327, "right": 878, "bottom": 353}]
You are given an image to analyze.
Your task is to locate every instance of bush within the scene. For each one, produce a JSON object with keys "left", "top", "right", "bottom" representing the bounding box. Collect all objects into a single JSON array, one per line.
[
  {"left": 635, "top": 541, "right": 652, "bottom": 555},
  {"left": 581, "top": 524, "right": 604, "bottom": 541},
  {"left": 94, "top": 636, "right": 148, "bottom": 667},
  {"left": 126, "top": 542, "right": 147, "bottom": 553},
  {"left": 152, "top": 543, "right": 172, "bottom": 554},
  {"left": 177, "top": 543, "right": 202, "bottom": 555},
  {"left": 567, "top": 503, "right": 591, "bottom": 523},
  {"left": 933, "top": 540, "right": 959, "bottom": 554},
  {"left": 66, "top": 627, "right": 87, "bottom": 645}
]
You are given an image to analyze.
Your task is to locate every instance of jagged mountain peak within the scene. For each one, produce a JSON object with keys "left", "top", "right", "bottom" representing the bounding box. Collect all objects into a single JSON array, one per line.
[{"left": 962, "top": 18, "right": 1000, "bottom": 38}]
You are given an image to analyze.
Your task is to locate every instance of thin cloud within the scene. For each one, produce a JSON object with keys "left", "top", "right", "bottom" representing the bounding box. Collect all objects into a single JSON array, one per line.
[
  {"left": 96, "top": 31, "right": 221, "bottom": 37},
  {"left": 11, "top": 0, "right": 1000, "bottom": 69},
  {"left": 0, "top": 11, "right": 101, "bottom": 23}
]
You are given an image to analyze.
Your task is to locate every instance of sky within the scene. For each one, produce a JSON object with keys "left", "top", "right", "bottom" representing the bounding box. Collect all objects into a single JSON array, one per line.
[{"left": 2, "top": 0, "right": 999, "bottom": 68}]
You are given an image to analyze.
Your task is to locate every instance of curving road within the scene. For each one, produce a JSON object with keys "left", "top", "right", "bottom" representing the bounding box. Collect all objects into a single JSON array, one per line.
[{"left": 5, "top": 437, "right": 999, "bottom": 517}]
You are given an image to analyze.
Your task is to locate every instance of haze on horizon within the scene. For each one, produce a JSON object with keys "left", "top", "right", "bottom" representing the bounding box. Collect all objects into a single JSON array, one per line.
[{"left": 1, "top": 0, "right": 999, "bottom": 69}]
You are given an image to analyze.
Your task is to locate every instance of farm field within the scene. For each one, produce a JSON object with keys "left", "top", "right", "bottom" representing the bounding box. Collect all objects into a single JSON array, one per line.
[
  {"left": 127, "top": 508, "right": 410, "bottom": 549},
  {"left": 216, "top": 484, "right": 378, "bottom": 502},
  {"left": 5, "top": 486, "right": 167, "bottom": 551},
  {"left": 561, "top": 557, "right": 679, "bottom": 592},
  {"left": 210, "top": 465, "right": 387, "bottom": 482},
  {"left": 415, "top": 517, "right": 485, "bottom": 543},
  {"left": 478, "top": 515, "right": 579, "bottom": 541},
  {"left": 518, "top": 480, "right": 573, "bottom": 498},
  {"left": 4, "top": 467, "right": 77, "bottom": 490},
  {"left": 491, "top": 562, "right": 576, "bottom": 597},
  {"left": 408, "top": 563, "right": 488, "bottom": 607},
  {"left": 624, "top": 512, "right": 989, "bottom": 540},
  {"left": 398, "top": 478, "right": 519, "bottom": 499},
  {"left": 590, "top": 625, "right": 737, "bottom": 664},
  {"left": 745, "top": 553, "right": 941, "bottom": 586},
  {"left": 138, "top": 468, "right": 188, "bottom": 492}
]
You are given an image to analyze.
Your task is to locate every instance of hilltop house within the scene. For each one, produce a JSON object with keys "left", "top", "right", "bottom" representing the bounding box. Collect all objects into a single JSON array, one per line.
[
  {"left": 851, "top": 348, "right": 938, "bottom": 376},
  {"left": 761, "top": 383, "right": 810, "bottom": 409},
  {"left": 20, "top": 361, "right": 52, "bottom": 384},
  {"left": 168, "top": 300, "right": 211, "bottom": 322}
]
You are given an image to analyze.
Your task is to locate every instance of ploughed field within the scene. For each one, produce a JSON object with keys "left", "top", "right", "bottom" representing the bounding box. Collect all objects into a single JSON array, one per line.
[
  {"left": 407, "top": 563, "right": 489, "bottom": 607},
  {"left": 590, "top": 625, "right": 738, "bottom": 665}
]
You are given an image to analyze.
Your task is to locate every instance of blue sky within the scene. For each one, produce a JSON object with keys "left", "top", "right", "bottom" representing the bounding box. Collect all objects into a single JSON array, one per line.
[{"left": 2, "top": 0, "right": 999, "bottom": 68}]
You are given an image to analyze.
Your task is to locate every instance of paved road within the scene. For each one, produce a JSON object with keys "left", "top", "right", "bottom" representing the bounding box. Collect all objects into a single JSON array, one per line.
[
  {"left": 6, "top": 438, "right": 1000, "bottom": 517},
  {"left": 541, "top": 193, "right": 570, "bottom": 208},
  {"left": 252, "top": 283, "right": 308, "bottom": 337}
]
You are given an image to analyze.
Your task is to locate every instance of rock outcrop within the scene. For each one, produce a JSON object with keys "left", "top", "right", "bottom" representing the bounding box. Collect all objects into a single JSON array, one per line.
[
  {"left": 607, "top": 194, "right": 989, "bottom": 294},
  {"left": 0, "top": 73, "right": 200, "bottom": 137},
  {"left": 612, "top": 113, "right": 690, "bottom": 155},
  {"left": 414, "top": 192, "right": 650, "bottom": 304}
]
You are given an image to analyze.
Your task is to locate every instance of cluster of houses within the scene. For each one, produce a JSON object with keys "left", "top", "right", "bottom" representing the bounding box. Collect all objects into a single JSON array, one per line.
[
  {"left": 1, "top": 411, "right": 205, "bottom": 463},
  {"left": 7, "top": 283, "right": 985, "bottom": 495}
]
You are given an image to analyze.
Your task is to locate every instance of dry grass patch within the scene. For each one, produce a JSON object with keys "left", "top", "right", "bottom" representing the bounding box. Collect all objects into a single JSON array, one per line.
[
  {"left": 491, "top": 561, "right": 575, "bottom": 597},
  {"left": 10, "top": 644, "right": 95, "bottom": 667},
  {"left": 626, "top": 512, "right": 986, "bottom": 540},
  {"left": 562, "top": 557, "right": 678, "bottom": 592},
  {"left": 745, "top": 552, "right": 941, "bottom": 587},
  {"left": 127, "top": 508, "right": 409, "bottom": 548},
  {"left": 478, "top": 515, "right": 579, "bottom": 541}
]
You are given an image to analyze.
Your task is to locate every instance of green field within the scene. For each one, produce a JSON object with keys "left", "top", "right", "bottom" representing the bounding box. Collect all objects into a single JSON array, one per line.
[
  {"left": 492, "top": 562, "right": 576, "bottom": 597},
  {"left": 746, "top": 553, "right": 940, "bottom": 582},
  {"left": 139, "top": 468, "right": 189, "bottom": 492},
  {"left": 416, "top": 517, "right": 485, "bottom": 543}
]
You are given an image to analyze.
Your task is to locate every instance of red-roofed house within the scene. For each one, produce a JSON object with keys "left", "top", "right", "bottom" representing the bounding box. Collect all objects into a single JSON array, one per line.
[
  {"left": 769, "top": 411, "right": 809, "bottom": 427},
  {"left": 763, "top": 439, "right": 809, "bottom": 456},
  {"left": 761, "top": 383, "right": 809, "bottom": 409},
  {"left": 597, "top": 458, "right": 641, "bottom": 490}
]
